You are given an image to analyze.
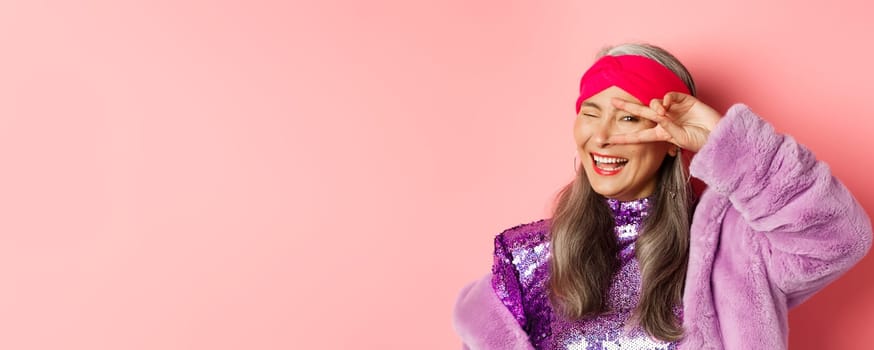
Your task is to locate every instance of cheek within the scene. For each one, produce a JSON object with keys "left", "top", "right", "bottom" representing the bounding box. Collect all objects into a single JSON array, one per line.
[
  {"left": 572, "top": 122, "right": 591, "bottom": 145},
  {"left": 631, "top": 146, "right": 668, "bottom": 171}
]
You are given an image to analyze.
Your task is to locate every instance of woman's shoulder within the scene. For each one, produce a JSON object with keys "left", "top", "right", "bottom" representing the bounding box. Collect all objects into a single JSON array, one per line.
[{"left": 494, "top": 218, "right": 552, "bottom": 251}]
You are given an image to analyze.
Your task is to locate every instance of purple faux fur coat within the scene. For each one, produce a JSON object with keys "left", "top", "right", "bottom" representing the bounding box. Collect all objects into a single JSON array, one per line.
[{"left": 452, "top": 103, "right": 873, "bottom": 349}]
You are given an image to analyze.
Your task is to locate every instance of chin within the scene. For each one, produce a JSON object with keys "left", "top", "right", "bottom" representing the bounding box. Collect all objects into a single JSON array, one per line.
[{"left": 589, "top": 184, "right": 621, "bottom": 199}]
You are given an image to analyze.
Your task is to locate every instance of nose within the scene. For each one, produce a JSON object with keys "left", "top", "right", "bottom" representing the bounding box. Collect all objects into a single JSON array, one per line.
[{"left": 590, "top": 119, "right": 615, "bottom": 148}]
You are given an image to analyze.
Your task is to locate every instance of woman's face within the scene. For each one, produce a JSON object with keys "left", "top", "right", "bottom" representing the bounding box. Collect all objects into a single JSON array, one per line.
[{"left": 574, "top": 86, "right": 675, "bottom": 201}]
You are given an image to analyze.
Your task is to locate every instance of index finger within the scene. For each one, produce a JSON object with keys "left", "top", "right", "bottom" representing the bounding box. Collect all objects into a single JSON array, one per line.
[{"left": 606, "top": 128, "right": 670, "bottom": 144}]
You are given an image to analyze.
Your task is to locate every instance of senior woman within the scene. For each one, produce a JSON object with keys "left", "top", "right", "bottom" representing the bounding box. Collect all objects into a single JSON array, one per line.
[{"left": 452, "top": 43, "right": 872, "bottom": 349}]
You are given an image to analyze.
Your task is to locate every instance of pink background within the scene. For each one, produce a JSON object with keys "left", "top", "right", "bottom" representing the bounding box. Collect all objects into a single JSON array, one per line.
[{"left": 1, "top": 0, "right": 872, "bottom": 349}]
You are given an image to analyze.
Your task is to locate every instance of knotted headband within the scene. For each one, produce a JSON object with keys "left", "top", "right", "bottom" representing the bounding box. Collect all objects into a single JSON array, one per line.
[{"left": 575, "top": 54, "right": 690, "bottom": 114}]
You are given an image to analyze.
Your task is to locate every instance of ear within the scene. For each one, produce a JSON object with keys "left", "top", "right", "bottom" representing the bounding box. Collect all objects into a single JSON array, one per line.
[{"left": 667, "top": 145, "right": 680, "bottom": 157}]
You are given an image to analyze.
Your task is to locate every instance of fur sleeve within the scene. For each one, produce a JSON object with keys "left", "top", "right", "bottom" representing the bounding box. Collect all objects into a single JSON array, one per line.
[
  {"left": 689, "top": 103, "right": 873, "bottom": 307},
  {"left": 452, "top": 273, "right": 535, "bottom": 350}
]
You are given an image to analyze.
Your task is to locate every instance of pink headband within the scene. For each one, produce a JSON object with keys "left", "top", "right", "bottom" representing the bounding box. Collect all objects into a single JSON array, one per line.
[{"left": 575, "top": 55, "right": 690, "bottom": 114}]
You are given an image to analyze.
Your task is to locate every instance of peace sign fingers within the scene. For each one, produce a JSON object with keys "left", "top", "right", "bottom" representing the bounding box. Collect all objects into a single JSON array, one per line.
[{"left": 610, "top": 97, "right": 687, "bottom": 146}]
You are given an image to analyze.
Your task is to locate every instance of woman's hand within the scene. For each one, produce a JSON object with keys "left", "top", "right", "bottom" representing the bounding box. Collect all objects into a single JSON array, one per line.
[{"left": 608, "top": 92, "right": 722, "bottom": 153}]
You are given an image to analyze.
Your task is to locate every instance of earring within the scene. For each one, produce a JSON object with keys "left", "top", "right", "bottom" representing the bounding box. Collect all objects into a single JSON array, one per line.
[{"left": 573, "top": 155, "right": 578, "bottom": 172}]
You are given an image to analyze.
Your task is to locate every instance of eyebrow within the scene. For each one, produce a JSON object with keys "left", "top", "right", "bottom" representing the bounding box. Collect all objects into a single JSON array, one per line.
[{"left": 580, "top": 101, "right": 601, "bottom": 110}]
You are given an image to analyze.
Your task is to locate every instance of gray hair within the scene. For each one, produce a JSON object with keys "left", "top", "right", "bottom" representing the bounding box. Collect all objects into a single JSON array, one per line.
[{"left": 597, "top": 43, "right": 697, "bottom": 97}]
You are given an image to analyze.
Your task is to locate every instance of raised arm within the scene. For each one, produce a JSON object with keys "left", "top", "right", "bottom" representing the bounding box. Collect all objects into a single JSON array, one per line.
[{"left": 689, "top": 103, "right": 873, "bottom": 307}]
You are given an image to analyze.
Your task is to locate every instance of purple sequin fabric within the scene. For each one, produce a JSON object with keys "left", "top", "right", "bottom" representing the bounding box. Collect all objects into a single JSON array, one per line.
[{"left": 491, "top": 196, "right": 682, "bottom": 349}]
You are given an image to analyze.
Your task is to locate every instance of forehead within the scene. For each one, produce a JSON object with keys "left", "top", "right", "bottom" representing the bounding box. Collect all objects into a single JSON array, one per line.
[{"left": 579, "top": 86, "right": 642, "bottom": 110}]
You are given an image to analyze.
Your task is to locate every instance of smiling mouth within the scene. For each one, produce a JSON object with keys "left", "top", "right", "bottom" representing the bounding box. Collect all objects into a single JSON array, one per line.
[{"left": 591, "top": 153, "right": 628, "bottom": 175}]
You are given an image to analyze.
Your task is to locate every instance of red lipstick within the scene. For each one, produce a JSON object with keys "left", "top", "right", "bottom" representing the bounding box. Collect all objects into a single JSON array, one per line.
[{"left": 590, "top": 152, "right": 626, "bottom": 176}]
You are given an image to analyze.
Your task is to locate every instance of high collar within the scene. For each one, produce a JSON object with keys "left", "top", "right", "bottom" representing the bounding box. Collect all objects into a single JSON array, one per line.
[{"left": 605, "top": 195, "right": 653, "bottom": 227}]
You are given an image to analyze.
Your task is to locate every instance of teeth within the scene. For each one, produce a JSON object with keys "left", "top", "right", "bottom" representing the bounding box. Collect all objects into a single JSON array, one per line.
[{"left": 593, "top": 155, "right": 628, "bottom": 164}]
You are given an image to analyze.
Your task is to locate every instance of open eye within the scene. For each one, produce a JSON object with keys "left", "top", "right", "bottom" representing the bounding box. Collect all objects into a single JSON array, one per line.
[{"left": 620, "top": 115, "right": 639, "bottom": 122}]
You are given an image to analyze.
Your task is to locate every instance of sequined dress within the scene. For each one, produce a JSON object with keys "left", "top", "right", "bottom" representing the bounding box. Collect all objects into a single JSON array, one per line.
[{"left": 490, "top": 196, "right": 682, "bottom": 349}]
